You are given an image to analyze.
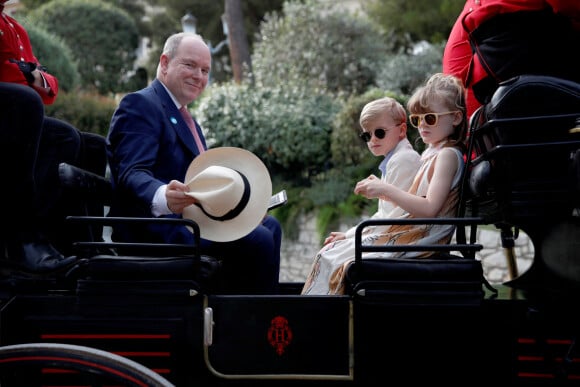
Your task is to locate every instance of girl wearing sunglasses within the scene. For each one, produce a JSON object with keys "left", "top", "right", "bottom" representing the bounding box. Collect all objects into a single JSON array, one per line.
[{"left": 302, "top": 73, "right": 468, "bottom": 295}]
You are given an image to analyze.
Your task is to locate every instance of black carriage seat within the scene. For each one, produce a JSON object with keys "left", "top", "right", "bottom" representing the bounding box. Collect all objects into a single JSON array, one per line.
[
  {"left": 485, "top": 75, "right": 580, "bottom": 123},
  {"left": 58, "top": 162, "right": 223, "bottom": 296},
  {"left": 344, "top": 218, "right": 491, "bottom": 306},
  {"left": 468, "top": 75, "right": 580, "bottom": 222}
]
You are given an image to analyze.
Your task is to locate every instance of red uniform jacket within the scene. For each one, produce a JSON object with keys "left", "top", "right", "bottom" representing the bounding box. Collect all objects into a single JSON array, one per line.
[
  {"left": 443, "top": 0, "right": 580, "bottom": 117},
  {"left": 0, "top": 10, "right": 58, "bottom": 105}
]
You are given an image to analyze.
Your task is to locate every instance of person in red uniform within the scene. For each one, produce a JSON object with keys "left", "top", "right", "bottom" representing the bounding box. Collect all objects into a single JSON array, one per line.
[
  {"left": 443, "top": 0, "right": 580, "bottom": 119},
  {"left": 0, "top": 0, "right": 83, "bottom": 275}
]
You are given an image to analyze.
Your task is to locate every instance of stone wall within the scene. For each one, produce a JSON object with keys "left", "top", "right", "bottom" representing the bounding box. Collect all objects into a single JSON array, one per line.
[{"left": 279, "top": 213, "right": 534, "bottom": 285}]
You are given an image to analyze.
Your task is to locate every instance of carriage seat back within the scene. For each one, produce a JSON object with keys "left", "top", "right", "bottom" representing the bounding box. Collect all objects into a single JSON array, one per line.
[
  {"left": 345, "top": 255, "right": 486, "bottom": 305},
  {"left": 482, "top": 75, "right": 580, "bottom": 146},
  {"left": 468, "top": 75, "right": 580, "bottom": 221},
  {"left": 59, "top": 162, "right": 223, "bottom": 295},
  {"left": 73, "top": 254, "right": 223, "bottom": 298},
  {"left": 344, "top": 218, "right": 489, "bottom": 305},
  {"left": 488, "top": 75, "right": 580, "bottom": 119}
]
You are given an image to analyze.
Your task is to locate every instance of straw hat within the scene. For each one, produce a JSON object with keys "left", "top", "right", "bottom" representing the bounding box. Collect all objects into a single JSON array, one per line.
[{"left": 182, "top": 147, "right": 272, "bottom": 242}]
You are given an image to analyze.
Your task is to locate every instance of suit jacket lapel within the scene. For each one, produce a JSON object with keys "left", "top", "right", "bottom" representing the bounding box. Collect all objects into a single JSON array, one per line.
[{"left": 151, "top": 79, "right": 199, "bottom": 156}]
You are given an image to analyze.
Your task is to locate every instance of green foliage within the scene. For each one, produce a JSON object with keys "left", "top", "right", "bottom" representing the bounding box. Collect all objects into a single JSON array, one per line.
[
  {"left": 18, "top": 18, "right": 80, "bottom": 92},
  {"left": 15, "top": 0, "right": 460, "bottom": 242},
  {"left": 194, "top": 81, "right": 341, "bottom": 181},
  {"left": 375, "top": 41, "right": 445, "bottom": 95},
  {"left": 269, "top": 167, "right": 376, "bottom": 241},
  {"left": 314, "top": 189, "right": 374, "bottom": 243},
  {"left": 30, "top": 0, "right": 140, "bottom": 95},
  {"left": 102, "top": 0, "right": 150, "bottom": 38},
  {"left": 142, "top": 11, "right": 183, "bottom": 82},
  {"left": 252, "top": 0, "right": 390, "bottom": 95},
  {"left": 268, "top": 184, "right": 309, "bottom": 240},
  {"left": 361, "top": 0, "right": 465, "bottom": 51},
  {"left": 143, "top": 0, "right": 286, "bottom": 85},
  {"left": 45, "top": 91, "right": 118, "bottom": 137},
  {"left": 14, "top": 0, "right": 45, "bottom": 8}
]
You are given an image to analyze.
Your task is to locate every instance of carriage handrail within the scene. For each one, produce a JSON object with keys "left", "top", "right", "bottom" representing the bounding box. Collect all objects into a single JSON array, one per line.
[
  {"left": 472, "top": 140, "right": 580, "bottom": 162},
  {"left": 66, "top": 215, "right": 202, "bottom": 259},
  {"left": 354, "top": 217, "right": 485, "bottom": 265},
  {"left": 474, "top": 112, "right": 580, "bottom": 128}
]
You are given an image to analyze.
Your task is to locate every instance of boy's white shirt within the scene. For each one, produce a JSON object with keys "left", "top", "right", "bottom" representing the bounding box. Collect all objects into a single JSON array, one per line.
[{"left": 344, "top": 138, "right": 421, "bottom": 239}]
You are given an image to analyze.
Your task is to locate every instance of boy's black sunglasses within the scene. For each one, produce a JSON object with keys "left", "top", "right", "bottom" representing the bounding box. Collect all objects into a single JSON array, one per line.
[{"left": 359, "top": 128, "right": 386, "bottom": 142}]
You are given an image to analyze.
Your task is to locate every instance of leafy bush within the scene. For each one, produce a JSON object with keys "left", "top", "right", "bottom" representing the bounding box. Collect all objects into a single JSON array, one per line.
[
  {"left": 252, "top": 0, "right": 389, "bottom": 95},
  {"left": 194, "top": 80, "right": 342, "bottom": 239},
  {"left": 375, "top": 41, "right": 445, "bottom": 95},
  {"left": 194, "top": 81, "right": 340, "bottom": 182},
  {"left": 45, "top": 91, "right": 118, "bottom": 137},
  {"left": 19, "top": 18, "right": 80, "bottom": 92},
  {"left": 30, "top": 0, "right": 139, "bottom": 95}
]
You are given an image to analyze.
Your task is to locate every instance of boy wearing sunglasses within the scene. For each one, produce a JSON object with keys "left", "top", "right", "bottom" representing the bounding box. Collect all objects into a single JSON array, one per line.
[
  {"left": 302, "top": 74, "right": 468, "bottom": 295},
  {"left": 302, "top": 97, "right": 421, "bottom": 294},
  {"left": 320, "top": 97, "right": 421, "bottom": 247}
]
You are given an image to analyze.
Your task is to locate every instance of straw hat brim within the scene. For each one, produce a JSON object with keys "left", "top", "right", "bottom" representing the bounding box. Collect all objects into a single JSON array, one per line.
[{"left": 182, "top": 147, "right": 272, "bottom": 242}]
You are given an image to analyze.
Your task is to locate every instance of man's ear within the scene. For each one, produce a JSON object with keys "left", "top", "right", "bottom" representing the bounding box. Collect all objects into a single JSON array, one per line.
[{"left": 159, "top": 54, "right": 169, "bottom": 74}]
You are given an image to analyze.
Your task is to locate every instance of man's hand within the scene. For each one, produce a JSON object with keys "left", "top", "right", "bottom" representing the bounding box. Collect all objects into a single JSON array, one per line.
[
  {"left": 9, "top": 59, "right": 48, "bottom": 87},
  {"left": 166, "top": 179, "right": 198, "bottom": 214},
  {"left": 9, "top": 59, "right": 37, "bottom": 84}
]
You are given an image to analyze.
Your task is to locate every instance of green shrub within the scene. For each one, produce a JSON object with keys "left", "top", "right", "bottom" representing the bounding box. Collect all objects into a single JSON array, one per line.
[
  {"left": 31, "top": 0, "right": 139, "bottom": 95},
  {"left": 20, "top": 18, "right": 80, "bottom": 92},
  {"left": 45, "top": 91, "right": 118, "bottom": 136},
  {"left": 194, "top": 80, "right": 342, "bottom": 239},
  {"left": 195, "top": 81, "right": 341, "bottom": 182},
  {"left": 375, "top": 42, "right": 445, "bottom": 95},
  {"left": 252, "top": 0, "right": 389, "bottom": 95}
]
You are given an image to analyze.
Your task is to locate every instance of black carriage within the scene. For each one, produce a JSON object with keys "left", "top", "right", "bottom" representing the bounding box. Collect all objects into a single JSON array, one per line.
[{"left": 0, "top": 73, "right": 579, "bottom": 386}]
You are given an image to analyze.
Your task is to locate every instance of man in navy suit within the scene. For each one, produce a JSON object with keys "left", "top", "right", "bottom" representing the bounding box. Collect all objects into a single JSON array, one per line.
[{"left": 107, "top": 32, "right": 281, "bottom": 294}]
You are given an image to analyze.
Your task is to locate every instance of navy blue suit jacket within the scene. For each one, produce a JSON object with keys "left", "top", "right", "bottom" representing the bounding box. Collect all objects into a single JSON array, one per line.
[{"left": 107, "top": 79, "right": 207, "bottom": 244}]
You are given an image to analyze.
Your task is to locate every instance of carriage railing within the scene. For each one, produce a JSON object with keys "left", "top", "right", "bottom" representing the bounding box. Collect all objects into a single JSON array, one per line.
[
  {"left": 353, "top": 217, "right": 485, "bottom": 264},
  {"left": 65, "top": 215, "right": 202, "bottom": 259},
  {"left": 347, "top": 217, "right": 490, "bottom": 302}
]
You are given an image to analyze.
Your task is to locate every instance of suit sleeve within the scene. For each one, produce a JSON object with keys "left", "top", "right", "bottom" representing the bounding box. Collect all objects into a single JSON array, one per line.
[{"left": 107, "top": 92, "right": 166, "bottom": 213}]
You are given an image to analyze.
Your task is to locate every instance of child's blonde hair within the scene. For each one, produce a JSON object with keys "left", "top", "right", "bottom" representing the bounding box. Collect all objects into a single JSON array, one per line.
[
  {"left": 360, "top": 97, "right": 407, "bottom": 129},
  {"left": 407, "top": 73, "right": 468, "bottom": 149}
]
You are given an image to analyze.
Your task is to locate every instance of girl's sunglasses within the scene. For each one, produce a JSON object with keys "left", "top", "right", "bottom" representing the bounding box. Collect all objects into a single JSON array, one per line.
[
  {"left": 359, "top": 128, "right": 386, "bottom": 142},
  {"left": 409, "top": 111, "right": 459, "bottom": 128}
]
